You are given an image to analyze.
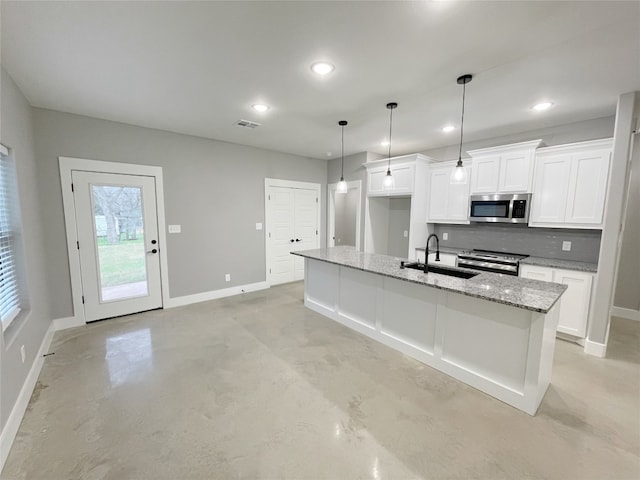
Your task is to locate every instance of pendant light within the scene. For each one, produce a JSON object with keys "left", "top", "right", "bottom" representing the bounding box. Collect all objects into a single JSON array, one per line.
[
  {"left": 383, "top": 102, "right": 398, "bottom": 191},
  {"left": 450, "top": 74, "right": 472, "bottom": 185},
  {"left": 337, "top": 120, "right": 348, "bottom": 194}
]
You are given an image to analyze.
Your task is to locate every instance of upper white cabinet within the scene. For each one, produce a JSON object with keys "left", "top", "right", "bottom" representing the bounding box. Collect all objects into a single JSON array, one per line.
[
  {"left": 529, "top": 139, "right": 612, "bottom": 229},
  {"left": 426, "top": 161, "right": 470, "bottom": 224},
  {"left": 468, "top": 140, "right": 542, "bottom": 194},
  {"left": 520, "top": 264, "right": 594, "bottom": 338},
  {"left": 365, "top": 154, "right": 432, "bottom": 197},
  {"left": 367, "top": 163, "right": 415, "bottom": 196}
]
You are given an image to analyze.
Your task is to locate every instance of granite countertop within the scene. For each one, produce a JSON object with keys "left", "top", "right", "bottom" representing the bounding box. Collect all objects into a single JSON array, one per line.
[
  {"left": 415, "top": 247, "right": 598, "bottom": 273},
  {"left": 519, "top": 256, "right": 598, "bottom": 273},
  {"left": 293, "top": 246, "right": 567, "bottom": 314}
]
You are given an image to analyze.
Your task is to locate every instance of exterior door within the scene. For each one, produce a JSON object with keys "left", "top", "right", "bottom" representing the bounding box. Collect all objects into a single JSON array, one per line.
[
  {"left": 72, "top": 171, "right": 162, "bottom": 321},
  {"left": 266, "top": 180, "right": 320, "bottom": 285}
]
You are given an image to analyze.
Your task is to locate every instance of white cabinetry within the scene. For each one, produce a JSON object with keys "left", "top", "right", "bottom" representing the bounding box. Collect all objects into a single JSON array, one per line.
[
  {"left": 520, "top": 264, "right": 594, "bottom": 338},
  {"left": 364, "top": 154, "right": 434, "bottom": 259},
  {"left": 468, "top": 140, "right": 542, "bottom": 194},
  {"left": 415, "top": 250, "right": 457, "bottom": 266},
  {"left": 426, "top": 161, "right": 470, "bottom": 224},
  {"left": 529, "top": 139, "right": 612, "bottom": 229}
]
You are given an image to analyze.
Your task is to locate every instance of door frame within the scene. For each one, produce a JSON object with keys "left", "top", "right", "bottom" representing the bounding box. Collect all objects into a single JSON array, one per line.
[
  {"left": 327, "top": 180, "right": 362, "bottom": 249},
  {"left": 264, "top": 178, "right": 321, "bottom": 286},
  {"left": 59, "top": 157, "right": 170, "bottom": 325}
]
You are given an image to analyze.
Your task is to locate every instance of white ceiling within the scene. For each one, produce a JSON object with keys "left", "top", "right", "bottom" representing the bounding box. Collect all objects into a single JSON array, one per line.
[{"left": 2, "top": 1, "right": 639, "bottom": 160}]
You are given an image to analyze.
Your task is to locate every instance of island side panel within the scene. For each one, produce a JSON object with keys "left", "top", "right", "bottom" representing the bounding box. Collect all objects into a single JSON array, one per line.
[
  {"left": 379, "top": 276, "right": 438, "bottom": 356},
  {"left": 304, "top": 258, "right": 338, "bottom": 316}
]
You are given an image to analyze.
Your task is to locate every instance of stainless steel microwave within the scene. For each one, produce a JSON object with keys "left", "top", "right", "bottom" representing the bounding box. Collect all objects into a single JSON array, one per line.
[{"left": 469, "top": 193, "right": 532, "bottom": 223}]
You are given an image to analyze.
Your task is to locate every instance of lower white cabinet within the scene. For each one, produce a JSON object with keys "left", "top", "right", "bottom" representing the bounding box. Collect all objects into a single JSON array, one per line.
[
  {"left": 415, "top": 250, "right": 457, "bottom": 267},
  {"left": 520, "top": 264, "right": 594, "bottom": 338}
]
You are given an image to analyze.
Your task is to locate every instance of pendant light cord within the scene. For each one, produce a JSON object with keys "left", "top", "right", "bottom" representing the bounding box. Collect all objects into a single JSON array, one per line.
[
  {"left": 458, "top": 80, "right": 467, "bottom": 163},
  {"left": 341, "top": 124, "right": 345, "bottom": 178},
  {"left": 387, "top": 107, "right": 394, "bottom": 171}
]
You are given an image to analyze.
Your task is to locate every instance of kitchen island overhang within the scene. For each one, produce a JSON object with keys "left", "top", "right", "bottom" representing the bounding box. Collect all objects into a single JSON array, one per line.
[{"left": 292, "top": 246, "right": 567, "bottom": 415}]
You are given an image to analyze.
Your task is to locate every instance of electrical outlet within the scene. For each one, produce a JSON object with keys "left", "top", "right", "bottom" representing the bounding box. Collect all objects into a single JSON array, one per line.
[
  {"left": 562, "top": 241, "right": 572, "bottom": 251},
  {"left": 443, "top": 232, "right": 448, "bottom": 240},
  {"left": 168, "top": 225, "right": 181, "bottom": 234},
  {"left": 256, "top": 223, "right": 263, "bottom": 230},
  {"left": 225, "top": 274, "right": 231, "bottom": 282},
  {"left": 20, "top": 345, "right": 26, "bottom": 363},
  {"left": 403, "top": 230, "right": 408, "bottom": 238}
]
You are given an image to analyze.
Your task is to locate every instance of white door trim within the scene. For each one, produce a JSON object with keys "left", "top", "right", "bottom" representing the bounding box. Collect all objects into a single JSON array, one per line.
[
  {"left": 327, "top": 180, "right": 362, "bottom": 249},
  {"left": 264, "top": 178, "right": 321, "bottom": 286},
  {"left": 59, "top": 157, "right": 170, "bottom": 325}
]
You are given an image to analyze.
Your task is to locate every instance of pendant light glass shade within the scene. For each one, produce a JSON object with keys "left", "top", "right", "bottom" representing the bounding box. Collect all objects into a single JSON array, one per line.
[
  {"left": 450, "top": 74, "right": 472, "bottom": 185},
  {"left": 383, "top": 102, "right": 398, "bottom": 191},
  {"left": 337, "top": 120, "right": 348, "bottom": 194}
]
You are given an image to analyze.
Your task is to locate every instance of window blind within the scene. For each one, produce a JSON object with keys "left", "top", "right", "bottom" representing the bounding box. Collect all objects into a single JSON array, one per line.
[{"left": 0, "top": 144, "right": 21, "bottom": 329}]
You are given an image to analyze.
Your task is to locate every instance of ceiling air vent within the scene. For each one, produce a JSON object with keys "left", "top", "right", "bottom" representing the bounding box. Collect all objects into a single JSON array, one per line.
[{"left": 234, "top": 119, "right": 261, "bottom": 129}]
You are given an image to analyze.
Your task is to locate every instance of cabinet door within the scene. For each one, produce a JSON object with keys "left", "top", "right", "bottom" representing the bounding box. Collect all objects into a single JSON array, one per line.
[
  {"left": 470, "top": 156, "right": 501, "bottom": 193},
  {"left": 499, "top": 151, "right": 534, "bottom": 193},
  {"left": 554, "top": 269, "right": 593, "bottom": 338},
  {"left": 427, "top": 169, "right": 449, "bottom": 221},
  {"left": 368, "top": 167, "right": 388, "bottom": 195},
  {"left": 565, "top": 150, "right": 611, "bottom": 226},
  {"left": 447, "top": 166, "right": 471, "bottom": 221},
  {"left": 529, "top": 154, "right": 572, "bottom": 224},
  {"left": 368, "top": 164, "right": 414, "bottom": 196},
  {"left": 519, "top": 264, "right": 553, "bottom": 282}
]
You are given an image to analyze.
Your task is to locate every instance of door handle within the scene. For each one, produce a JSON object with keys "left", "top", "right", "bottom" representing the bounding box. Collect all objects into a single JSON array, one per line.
[
  {"left": 147, "top": 249, "right": 158, "bottom": 254},
  {"left": 295, "top": 238, "right": 301, "bottom": 242},
  {"left": 290, "top": 239, "right": 295, "bottom": 243}
]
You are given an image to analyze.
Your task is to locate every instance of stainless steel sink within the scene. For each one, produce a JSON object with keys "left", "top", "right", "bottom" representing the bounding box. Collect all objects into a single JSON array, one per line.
[{"left": 400, "top": 262, "right": 479, "bottom": 279}]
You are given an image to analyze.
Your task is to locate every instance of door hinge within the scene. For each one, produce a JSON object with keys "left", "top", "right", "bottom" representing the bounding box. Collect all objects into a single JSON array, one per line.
[
  {"left": 316, "top": 197, "right": 318, "bottom": 203},
  {"left": 76, "top": 241, "right": 80, "bottom": 250},
  {"left": 268, "top": 232, "right": 271, "bottom": 238},
  {"left": 316, "top": 230, "right": 318, "bottom": 235},
  {"left": 81, "top": 295, "right": 85, "bottom": 304},
  {"left": 269, "top": 268, "right": 271, "bottom": 274},
  {"left": 268, "top": 194, "right": 271, "bottom": 200},
  {"left": 71, "top": 183, "right": 74, "bottom": 192}
]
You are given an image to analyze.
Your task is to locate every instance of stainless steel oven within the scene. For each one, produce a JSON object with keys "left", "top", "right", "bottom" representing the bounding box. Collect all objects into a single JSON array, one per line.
[{"left": 469, "top": 193, "right": 531, "bottom": 223}]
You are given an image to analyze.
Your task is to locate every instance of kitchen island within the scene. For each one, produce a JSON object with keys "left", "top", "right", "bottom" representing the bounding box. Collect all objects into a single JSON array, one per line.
[{"left": 292, "top": 246, "right": 567, "bottom": 415}]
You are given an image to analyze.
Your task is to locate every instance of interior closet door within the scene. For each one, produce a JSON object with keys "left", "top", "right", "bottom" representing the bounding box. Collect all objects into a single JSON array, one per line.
[{"left": 266, "top": 181, "right": 320, "bottom": 285}]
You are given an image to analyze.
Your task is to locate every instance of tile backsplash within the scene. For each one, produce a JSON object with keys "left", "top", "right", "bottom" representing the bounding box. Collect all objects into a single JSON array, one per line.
[{"left": 433, "top": 223, "right": 601, "bottom": 263}]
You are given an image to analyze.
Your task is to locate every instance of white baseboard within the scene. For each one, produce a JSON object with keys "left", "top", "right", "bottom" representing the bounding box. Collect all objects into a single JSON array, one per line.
[
  {"left": 584, "top": 339, "right": 607, "bottom": 358},
  {"left": 53, "top": 316, "right": 84, "bottom": 330},
  {"left": 611, "top": 306, "right": 640, "bottom": 321},
  {"left": 0, "top": 322, "right": 55, "bottom": 470},
  {"left": 164, "top": 281, "right": 269, "bottom": 309}
]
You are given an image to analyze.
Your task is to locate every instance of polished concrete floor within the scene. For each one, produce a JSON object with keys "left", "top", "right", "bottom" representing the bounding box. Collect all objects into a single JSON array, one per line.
[{"left": 2, "top": 282, "right": 639, "bottom": 479}]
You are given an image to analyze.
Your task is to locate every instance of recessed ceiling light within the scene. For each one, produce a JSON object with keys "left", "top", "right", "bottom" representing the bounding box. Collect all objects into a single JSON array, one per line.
[
  {"left": 311, "top": 62, "right": 335, "bottom": 75},
  {"left": 252, "top": 104, "right": 269, "bottom": 112},
  {"left": 442, "top": 125, "right": 455, "bottom": 133},
  {"left": 380, "top": 140, "right": 390, "bottom": 147},
  {"left": 532, "top": 102, "right": 553, "bottom": 111}
]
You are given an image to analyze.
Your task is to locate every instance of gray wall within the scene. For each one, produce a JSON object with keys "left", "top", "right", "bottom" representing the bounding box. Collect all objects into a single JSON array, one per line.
[
  {"left": 388, "top": 197, "right": 411, "bottom": 258},
  {"left": 614, "top": 110, "right": 640, "bottom": 311},
  {"left": 433, "top": 223, "right": 602, "bottom": 263},
  {"left": 0, "top": 69, "right": 53, "bottom": 430},
  {"left": 33, "top": 109, "right": 327, "bottom": 319},
  {"left": 334, "top": 188, "right": 358, "bottom": 246}
]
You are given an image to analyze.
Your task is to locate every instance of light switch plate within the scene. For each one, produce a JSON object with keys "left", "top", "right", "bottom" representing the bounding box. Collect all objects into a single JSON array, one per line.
[
  {"left": 562, "top": 241, "right": 572, "bottom": 251},
  {"left": 256, "top": 223, "right": 263, "bottom": 230},
  {"left": 403, "top": 230, "right": 408, "bottom": 238},
  {"left": 225, "top": 274, "right": 231, "bottom": 282},
  {"left": 168, "top": 225, "right": 181, "bottom": 234},
  {"left": 443, "top": 232, "right": 448, "bottom": 240}
]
